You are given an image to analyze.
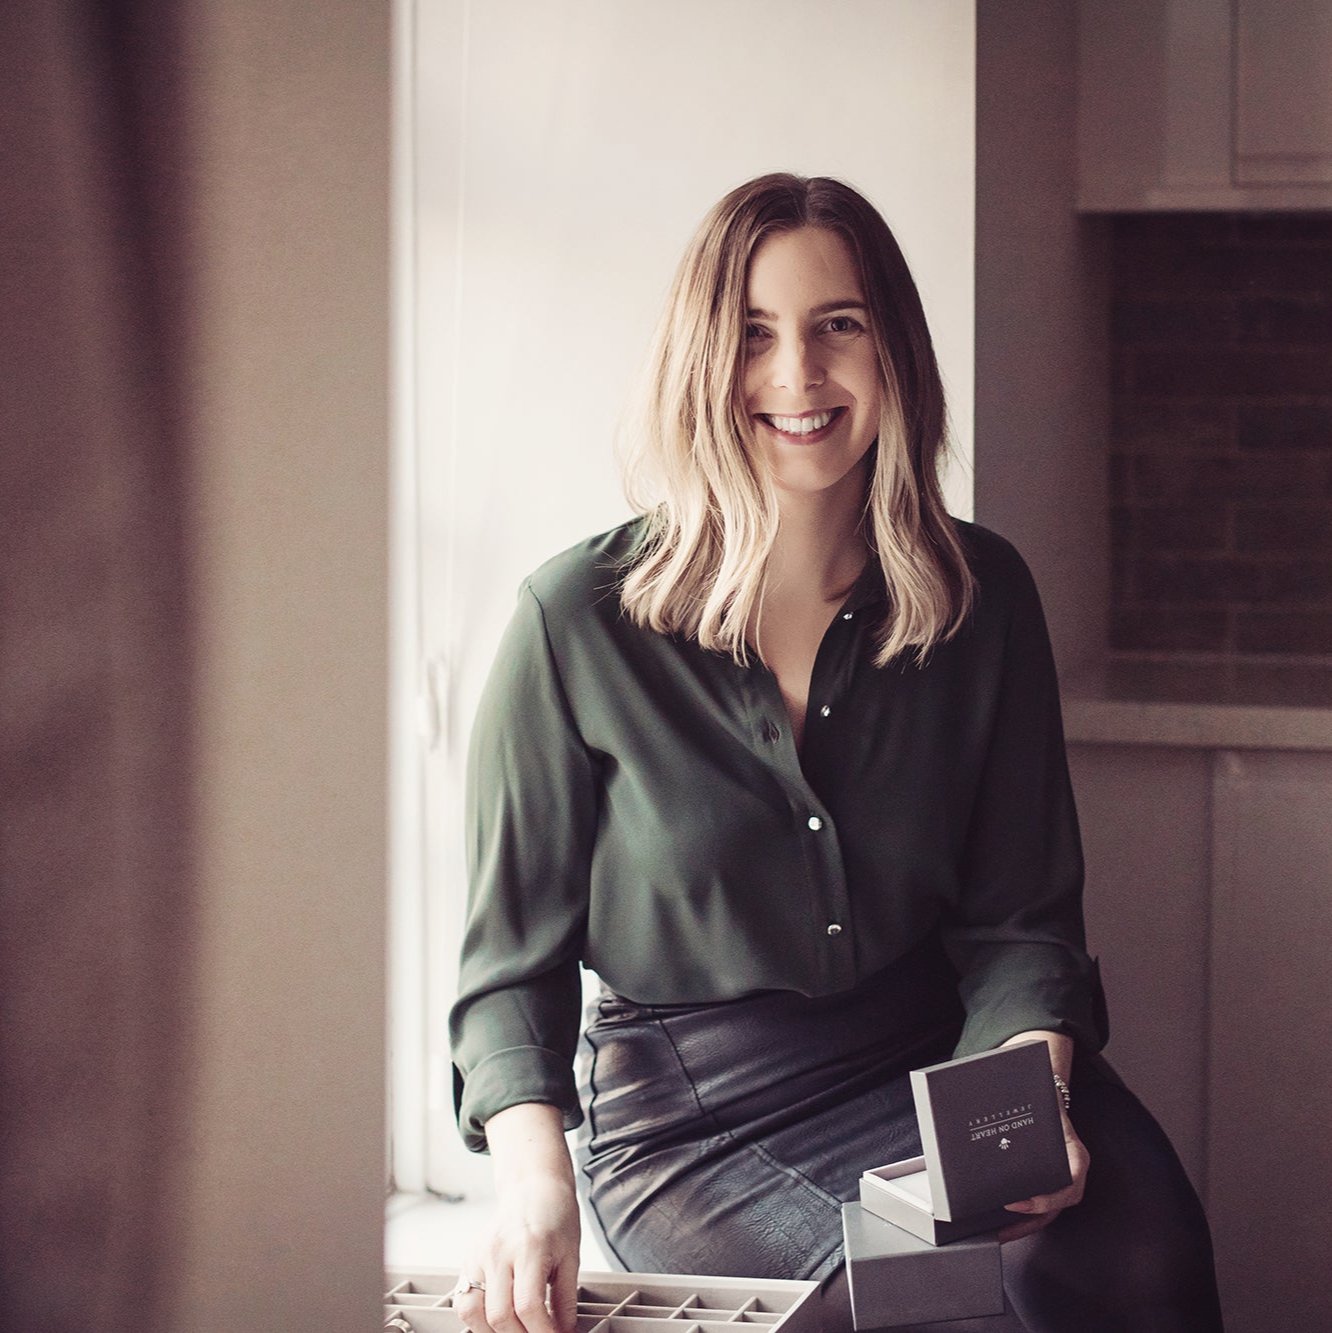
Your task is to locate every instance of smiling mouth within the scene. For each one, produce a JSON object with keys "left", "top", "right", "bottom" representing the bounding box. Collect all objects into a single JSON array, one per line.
[{"left": 757, "top": 407, "right": 847, "bottom": 440}]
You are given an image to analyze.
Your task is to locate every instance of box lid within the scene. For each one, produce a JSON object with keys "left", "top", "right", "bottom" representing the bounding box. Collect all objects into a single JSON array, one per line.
[{"left": 909, "top": 1039, "right": 1070, "bottom": 1222}]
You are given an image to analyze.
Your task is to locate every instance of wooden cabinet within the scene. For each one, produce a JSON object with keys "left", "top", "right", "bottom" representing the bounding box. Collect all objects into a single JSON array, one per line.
[
  {"left": 1078, "top": 0, "right": 1332, "bottom": 209},
  {"left": 1067, "top": 737, "right": 1332, "bottom": 1333}
]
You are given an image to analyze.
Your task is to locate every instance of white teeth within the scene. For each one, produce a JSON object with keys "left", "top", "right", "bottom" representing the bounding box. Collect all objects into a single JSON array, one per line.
[{"left": 767, "top": 410, "right": 835, "bottom": 435}]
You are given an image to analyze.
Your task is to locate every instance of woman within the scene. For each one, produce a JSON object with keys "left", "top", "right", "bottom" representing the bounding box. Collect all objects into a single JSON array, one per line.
[{"left": 448, "top": 174, "right": 1223, "bottom": 1333}]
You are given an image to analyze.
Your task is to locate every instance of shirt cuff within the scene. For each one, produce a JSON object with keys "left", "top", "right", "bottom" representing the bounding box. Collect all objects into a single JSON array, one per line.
[
  {"left": 952, "top": 954, "right": 1108, "bottom": 1059},
  {"left": 453, "top": 1043, "right": 583, "bottom": 1154}
]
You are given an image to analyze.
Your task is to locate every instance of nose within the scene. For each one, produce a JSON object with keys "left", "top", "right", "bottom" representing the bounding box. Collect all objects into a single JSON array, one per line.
[{"left": 771, "top": 334, "right": 825, "bottom": 392}]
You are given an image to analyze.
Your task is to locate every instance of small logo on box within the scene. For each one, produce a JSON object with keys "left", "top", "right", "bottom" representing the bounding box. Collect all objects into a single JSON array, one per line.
[{"left": 999, "top": 1137, "right": 1011, "bottom": 1150}]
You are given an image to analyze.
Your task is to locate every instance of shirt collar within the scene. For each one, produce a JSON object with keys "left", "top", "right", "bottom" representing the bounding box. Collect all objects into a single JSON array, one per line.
[{"left": 840, "top": 556, "right": 888, "bottom": 615}]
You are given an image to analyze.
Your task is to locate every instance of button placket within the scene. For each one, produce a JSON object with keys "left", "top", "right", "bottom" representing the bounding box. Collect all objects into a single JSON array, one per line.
[
  {"left": 789, "top": 802, "right": 854, "bottom": 982},
  {"left": 742, "top": 643, "right": 855, "bottom": 984}
]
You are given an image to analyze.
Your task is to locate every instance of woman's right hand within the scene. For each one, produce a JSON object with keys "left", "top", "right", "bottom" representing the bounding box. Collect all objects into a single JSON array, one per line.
[{"left": 453, "top": 1103, "right": 582, "bottom": 1333}]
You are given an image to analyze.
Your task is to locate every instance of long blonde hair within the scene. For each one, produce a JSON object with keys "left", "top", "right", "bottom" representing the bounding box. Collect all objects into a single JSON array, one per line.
[{"left": 620, "top": 173, "right": 975, "bottom": 667}]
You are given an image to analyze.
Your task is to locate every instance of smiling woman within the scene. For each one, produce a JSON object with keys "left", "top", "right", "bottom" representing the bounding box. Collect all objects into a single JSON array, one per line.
[{"left": 445, "top": 174, "right": 1223, "bottom": 1333}]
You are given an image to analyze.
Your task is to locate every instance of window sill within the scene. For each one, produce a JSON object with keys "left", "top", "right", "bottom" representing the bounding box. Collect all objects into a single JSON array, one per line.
[{"left": 386, "top": 1191, "right": 613, "bottom": 1272}]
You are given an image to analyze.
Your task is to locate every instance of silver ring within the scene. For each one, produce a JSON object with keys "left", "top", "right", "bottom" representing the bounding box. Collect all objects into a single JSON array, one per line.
[{"left": 457, "top": 1278, "right": 486, "bottom": 1294}]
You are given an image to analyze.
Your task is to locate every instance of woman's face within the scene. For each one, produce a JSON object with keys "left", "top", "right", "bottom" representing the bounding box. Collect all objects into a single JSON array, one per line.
[{"left": 741, "top": 226, "right": 883, "bottom": 500}]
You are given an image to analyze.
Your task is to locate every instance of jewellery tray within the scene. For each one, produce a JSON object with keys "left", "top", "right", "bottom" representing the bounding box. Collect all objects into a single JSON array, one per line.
[{"left": 384, "top": 1267, "right": 821, "bottom": 1333}]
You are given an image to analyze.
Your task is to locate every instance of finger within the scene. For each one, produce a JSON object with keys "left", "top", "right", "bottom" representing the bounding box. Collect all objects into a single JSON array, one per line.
[
  {"left": 997, "top": 1208, "right": 1061, "bottom": 1243},
  {"left": 505, "top": 1257, "right": 560, "bottom": 1333},
  {"left": 454, "top": 1279, "right": 498, "bottom": 1333},
  {"left": 1003, "top": 1193, "right": 1059, "bottom": 1214},
  {"left": 549, "top": 1252, "right": 580, "bottom": 1333},
  {"left": 482, "top": 1263, "right": 517, "bottom": 1333},
  {"left": 1004, "top": 1183, "right": 1080, "bottom": 1215}
]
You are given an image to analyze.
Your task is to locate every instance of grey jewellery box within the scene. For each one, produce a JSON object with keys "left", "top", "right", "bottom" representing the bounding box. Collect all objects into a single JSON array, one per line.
[
  {"left": 842, "top": 1202, "right": 1005, "bottom": 1329},
  {"left": 844, "top": 1041, "right": 1071, "bottom": 1328}
]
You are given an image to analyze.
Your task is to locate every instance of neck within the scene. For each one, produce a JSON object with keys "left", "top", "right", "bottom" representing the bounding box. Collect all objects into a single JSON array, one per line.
[{"left": 765, "top": 469, "right": 870, "bottom": 603}]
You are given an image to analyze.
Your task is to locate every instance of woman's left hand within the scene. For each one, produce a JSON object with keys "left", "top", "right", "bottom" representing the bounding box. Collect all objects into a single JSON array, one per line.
[{"left": 997, "top": 1109, "right": 1089, "bottom": 1242}]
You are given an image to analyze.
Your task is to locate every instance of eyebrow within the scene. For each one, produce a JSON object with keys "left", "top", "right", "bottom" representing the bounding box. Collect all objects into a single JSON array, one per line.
[{"left": 746, "top": 300, "right": 869, "bottom": 319}]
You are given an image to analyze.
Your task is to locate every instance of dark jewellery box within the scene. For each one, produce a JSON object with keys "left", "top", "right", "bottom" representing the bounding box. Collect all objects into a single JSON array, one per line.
[
  {"left": 861, "top": 1040, "right": 1070, "bottom": 1245},
  {"left": 843, "top": 1041, "right": 1072, "bottom": 1329}
]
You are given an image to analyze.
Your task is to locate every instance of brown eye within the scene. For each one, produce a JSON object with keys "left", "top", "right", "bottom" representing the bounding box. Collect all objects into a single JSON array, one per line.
[{"left": 824, "top": 315, "right": 863, "bottom": 335}]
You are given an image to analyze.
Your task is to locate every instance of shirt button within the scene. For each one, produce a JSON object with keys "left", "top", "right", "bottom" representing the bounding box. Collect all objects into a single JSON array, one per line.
[
  {"left": 762, "top": 719, "right": 781, "bottom": 743},
  {"left": 827, "top": 923, "right": 843, "bottom": 936},
  {"left": 807, "top": 815, "right": 823, "bottom": 831},
  {"left": 819, "top": 704, "right": 831, "bottom": 718}
]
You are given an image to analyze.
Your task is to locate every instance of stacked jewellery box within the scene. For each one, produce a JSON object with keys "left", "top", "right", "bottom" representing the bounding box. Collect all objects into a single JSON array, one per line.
[{"left": 844, "top": 1040, "right": 1071, "bottom": 1328}]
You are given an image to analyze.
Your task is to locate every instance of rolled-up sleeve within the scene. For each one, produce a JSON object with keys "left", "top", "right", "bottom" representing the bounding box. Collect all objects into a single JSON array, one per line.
[
  {"left": 448, "top": 581, "right": 598, "bottom": 1152},
  {"left": 944, "top": 553, "right": 1108, "bottom": 1059}
]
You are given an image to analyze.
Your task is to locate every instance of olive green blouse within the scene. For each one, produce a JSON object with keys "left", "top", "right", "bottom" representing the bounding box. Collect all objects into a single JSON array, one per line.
[{"left": 449, "top": 518, "right": 1105, "bottom": 1153}]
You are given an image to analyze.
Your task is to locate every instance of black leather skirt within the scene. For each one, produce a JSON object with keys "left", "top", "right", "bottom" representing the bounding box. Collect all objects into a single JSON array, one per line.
[{"left": 573, "top": 933, "right": 966, "bottom": 1282}]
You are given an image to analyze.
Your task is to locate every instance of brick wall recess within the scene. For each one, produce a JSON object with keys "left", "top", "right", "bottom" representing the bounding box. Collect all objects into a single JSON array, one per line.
[{"left": 1110, "top": 213, "right": 1332, "bottom": 658}]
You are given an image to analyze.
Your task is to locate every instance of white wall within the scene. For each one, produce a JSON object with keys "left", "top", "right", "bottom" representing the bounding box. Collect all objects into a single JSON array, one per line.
[{"left": 409, "top": 0, "right": 977, "bottom": 1198}]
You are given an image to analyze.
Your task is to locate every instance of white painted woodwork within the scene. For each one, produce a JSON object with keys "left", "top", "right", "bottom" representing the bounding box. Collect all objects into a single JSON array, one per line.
[
  {"left": 1068, "top": 745, "right": 1212, "bottom": 1190},
  {"left": 1209, "top": 750, "right": 1332, "bottom": 1333},
  {"left": 1068, "top": 738, "right": 1332, "bottom": 1333},
  {"left": 1078, "top": 0, "right": 1332, "bottom": 208},
  {"left": 1078, "top": 0, "right": 1237, "bottom": 209},
  {"left": 1235, "top": 0, "right": 1332, "bottom": 183}
]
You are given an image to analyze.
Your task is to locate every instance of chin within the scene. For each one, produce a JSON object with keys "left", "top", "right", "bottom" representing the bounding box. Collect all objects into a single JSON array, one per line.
[{"left": 769, "top": 453, "right": 874, "bottom": 499}]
